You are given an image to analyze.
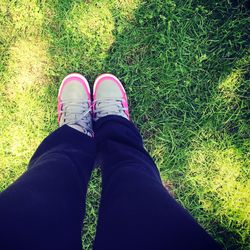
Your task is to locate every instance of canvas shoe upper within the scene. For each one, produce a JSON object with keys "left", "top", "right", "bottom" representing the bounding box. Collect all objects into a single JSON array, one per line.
[
  {"left": 57, "top": 73, "right": 93, "bottom": 137},
  {"left": 93, "top": 73, "right": 130, "bottom": 121}
]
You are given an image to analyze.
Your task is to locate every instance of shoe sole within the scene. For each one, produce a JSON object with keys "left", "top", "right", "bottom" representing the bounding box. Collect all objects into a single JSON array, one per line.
[{"left": 58, "top": 73, "right": 91, "bottom": 123}]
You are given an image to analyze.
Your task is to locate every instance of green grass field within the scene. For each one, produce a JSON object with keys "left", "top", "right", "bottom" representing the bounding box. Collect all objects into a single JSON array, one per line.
[{"left": 0, "top": 0, "right": 249, "bottom": 249}]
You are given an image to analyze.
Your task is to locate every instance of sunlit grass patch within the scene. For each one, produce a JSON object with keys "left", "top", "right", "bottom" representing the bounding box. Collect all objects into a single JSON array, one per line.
[
  {"left": 183, "top": 131, "right": 250, "bottom": 247},
  {"left": 204, "top": 62, "right": 250, "bottom": 140},
  {"left": 0, "top": 87, "right": 51, "bottom": 192},
  {"left": 66, "top": 0, "right": 141, "bottom": 51},
  {"left": 50, "top": 1, "right": 114, "bottom": 76},
  {"left": 0, "top": 0, "right": 43, "bottom": 36},
  {"left": 66, "top": 1, "right": 115, "bottom": 46},
  {"left": 0, "top": 88, "right": 53, "bottom": 192},
  {"left": 5, "top": 37, "right": 50, "bottom": 96},
  {"left": 112, "top": 0, "right": 141, "bottom": 21},
  {"left": 0, "top": 111, "right": 50, "bottom": 191},
  {"left": 0, "top": 35, "right": 52, "bottom": 191},
  {"left": 218, "top": 70, "right": 244, "bottom": 100}
]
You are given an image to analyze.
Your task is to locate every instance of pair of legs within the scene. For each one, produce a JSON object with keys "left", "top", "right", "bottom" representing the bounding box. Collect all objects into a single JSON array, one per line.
[{"left": 0, "top": 74, "right": 221, "bottom": 250}]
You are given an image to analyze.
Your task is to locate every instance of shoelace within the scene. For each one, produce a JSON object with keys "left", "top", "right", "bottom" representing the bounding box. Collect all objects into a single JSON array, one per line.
[
  {"left": 93, "top": 98, "right": 128, "bottom": 118},
  {"left": 60, "top": 101, "right": 92, "bottom": 126}
]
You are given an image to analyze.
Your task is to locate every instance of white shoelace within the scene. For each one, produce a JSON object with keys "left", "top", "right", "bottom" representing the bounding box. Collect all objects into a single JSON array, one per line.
[
  {"left": 93, "top": 98, "right": 128, "bottom": 119},
  {"left": 60, "top": 100, "right": 92, "bottom": 129}
]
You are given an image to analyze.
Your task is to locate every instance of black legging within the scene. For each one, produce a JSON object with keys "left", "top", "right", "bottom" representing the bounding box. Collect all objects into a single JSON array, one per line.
[{"left": 0, "top": 116, "right": 221, "bottom": 250}]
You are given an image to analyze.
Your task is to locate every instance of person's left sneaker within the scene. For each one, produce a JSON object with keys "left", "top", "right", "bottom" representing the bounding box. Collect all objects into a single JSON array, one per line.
[{"left": 57, "top": 73, "right": 93, "bottom": 137}]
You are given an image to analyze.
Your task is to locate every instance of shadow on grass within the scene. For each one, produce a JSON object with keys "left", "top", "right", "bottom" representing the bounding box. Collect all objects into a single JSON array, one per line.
[{"left": 103, "top": 0, "right": 249, "bottom": 249}]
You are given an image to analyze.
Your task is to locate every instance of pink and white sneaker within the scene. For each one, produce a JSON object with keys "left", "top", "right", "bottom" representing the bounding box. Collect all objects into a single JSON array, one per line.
[
  {"left": 93, "top": 73, "right": 130, "bottom": 121},
  {"left": 57, "top": 73, "right": 93, "bottom": 137}
]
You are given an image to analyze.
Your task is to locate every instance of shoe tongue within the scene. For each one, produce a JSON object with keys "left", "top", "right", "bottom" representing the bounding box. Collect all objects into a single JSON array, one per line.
[
  {"left": 67, "top": 105, "right": 83, "bottom": 113},
  {"left": 65, "top": 102, "right": 88, "bottom": 113}
]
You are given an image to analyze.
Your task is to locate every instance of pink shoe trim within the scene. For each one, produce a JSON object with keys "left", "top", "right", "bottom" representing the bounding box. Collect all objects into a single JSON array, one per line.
[
  {"left": 93, "top": 73, "right": 130, "bottom": 119},
  {"left": 57, "top": 73, "right": 91, "bottom": 123}
]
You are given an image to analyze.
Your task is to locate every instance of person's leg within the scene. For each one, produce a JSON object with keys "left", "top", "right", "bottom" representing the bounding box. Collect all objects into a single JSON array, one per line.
[
  {"left": 92, "top": 74, "right": 221, "bottom": 250},
  {"left": 0, "top": 126, "right": 95, "bottom": 250},
  {"left": 0, "top": 73, "right": 95, "bottom": 250}
]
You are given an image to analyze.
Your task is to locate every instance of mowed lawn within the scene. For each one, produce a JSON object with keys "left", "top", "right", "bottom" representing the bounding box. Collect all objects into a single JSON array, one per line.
[{"left": 0, "top": 0, "right": 249, "bottom": 249}]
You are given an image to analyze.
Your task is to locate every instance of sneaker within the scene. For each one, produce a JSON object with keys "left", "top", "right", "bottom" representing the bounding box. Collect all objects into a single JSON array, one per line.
[
  {"left": 93, "top": 73, "right": 130, "bottom": 121},
  {"left": 57, "top": 73, "right": 93, "bottom": 137}
]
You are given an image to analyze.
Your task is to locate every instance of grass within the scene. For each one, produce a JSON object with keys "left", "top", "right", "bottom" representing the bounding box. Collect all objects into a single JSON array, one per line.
[{"left": 0, "top": 0, "right": 249, "bottom": 249}]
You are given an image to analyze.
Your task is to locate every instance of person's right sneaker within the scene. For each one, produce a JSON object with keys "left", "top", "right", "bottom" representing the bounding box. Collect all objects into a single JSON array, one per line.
[
  {"left": 93, "top": 73, "right": 130, "bottom": 121},
  {"left": 58, "top": 73, "right": 93, "bottom": 137}
]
